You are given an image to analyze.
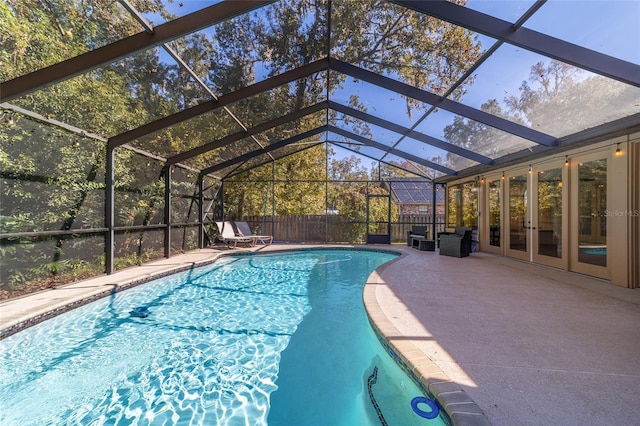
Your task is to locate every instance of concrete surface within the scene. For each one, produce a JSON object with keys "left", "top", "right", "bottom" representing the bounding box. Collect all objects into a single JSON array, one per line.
[{"left": 370, "top": 247, "right": 640, "bottom": 426}]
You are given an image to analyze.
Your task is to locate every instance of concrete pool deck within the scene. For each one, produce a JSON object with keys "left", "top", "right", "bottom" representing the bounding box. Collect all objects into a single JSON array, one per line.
[
  {"left": 366, "top": 246, "right": 640, "bottom": 426},
  {"left": 1, "top": 244, "right": 639, "bottom": 425}
]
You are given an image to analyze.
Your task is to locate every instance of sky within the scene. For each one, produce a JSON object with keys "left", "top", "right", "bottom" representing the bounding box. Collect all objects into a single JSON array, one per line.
[{"left": 137, "top": 0, "right": 639, "bottom": 173}]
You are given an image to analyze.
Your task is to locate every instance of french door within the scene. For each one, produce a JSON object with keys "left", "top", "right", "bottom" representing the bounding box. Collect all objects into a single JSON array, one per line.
[
  {"left": 505, "top": 170, "right": 530, "bottom": 260},
  {"left": 505, "top": 162, "right": 566, "bottom": 267},
  {"left": 532, "top": 163, "right": 565, "bottom": 268},
  {"left": 482, "top": 175, "right": 503, "bottom": 254},
  {"left": 570, "top": 153, "right": 608, "bottom": 279}
]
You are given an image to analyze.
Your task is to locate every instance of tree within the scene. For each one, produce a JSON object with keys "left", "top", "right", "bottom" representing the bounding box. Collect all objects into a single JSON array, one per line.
[
  {"left": 1, "top": 0, "right": 486, "bottom": 292},
  {"left": 331, "top": 0, "right": 478, "bottom": 113},
  {"left": 443, "top": 58, "right": 638, "bottom": 169},
  {"left": 505, "top": 60, "right": 638, "bottom": 137},
  {"left": 1, "top": 0, "right": 176, "bottom": 293}
]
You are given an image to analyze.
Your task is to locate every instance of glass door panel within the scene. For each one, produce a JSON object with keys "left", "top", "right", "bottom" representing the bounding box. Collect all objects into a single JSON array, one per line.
[
  {"left": 533, "top": 166, "right": 564, "bottom": 267},
  {"left": 577, "top": 159, "right": 607, "bottom": 267},
  {"left": 570, "top": 154, "right": 608, "bottom": 279},
  {"left": 507, "top": 173, "right": 529, "bottom": 260},
  {"left": 448, "top": 185, "right": 462, "bottom": 227},
  {"left": 462, "top": 181, "right": 479, "bottom": 230},
  {"left": 488, "top": 179, "right": 501, "bottom": 248}
]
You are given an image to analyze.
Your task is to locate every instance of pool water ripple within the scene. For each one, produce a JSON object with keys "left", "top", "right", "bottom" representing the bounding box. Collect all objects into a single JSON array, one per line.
[{"left": 1, "top": 250, "right": 447, "bottom": 425}]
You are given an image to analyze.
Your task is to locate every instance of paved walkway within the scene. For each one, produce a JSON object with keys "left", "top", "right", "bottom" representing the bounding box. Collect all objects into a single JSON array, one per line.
[{"left": 2, "top": 244, "right": 639, "bottom": 425}]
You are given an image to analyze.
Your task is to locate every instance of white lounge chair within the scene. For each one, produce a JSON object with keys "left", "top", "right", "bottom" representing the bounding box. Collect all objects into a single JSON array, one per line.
[
  {"left": 234, "top": 221, "right": 273, "bottom": 246},
  {"left": 215, "top": 221, "right": 254, "bottom": 248}
]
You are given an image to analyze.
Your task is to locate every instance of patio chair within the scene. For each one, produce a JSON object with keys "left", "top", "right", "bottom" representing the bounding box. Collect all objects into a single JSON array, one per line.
[
  {"left": 406, "top": 225, "right": 428, "bottom": 246},
  {"left": 234, "top": 221, "right": 273, "bottom": 246},
  {"left": 215, "top": 221, "right": 254, "bottom": 248},
  {"left": 439, "top": 226, "right": 472, "bottom": 258}
]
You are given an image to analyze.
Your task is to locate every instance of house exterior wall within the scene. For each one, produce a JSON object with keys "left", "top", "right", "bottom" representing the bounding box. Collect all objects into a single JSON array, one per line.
[
  {"left": 398, "top": 204, "right": 446, "bottom": 216},
  {"left": 445, "top": 131, "right": 639, "bottom": 288}
]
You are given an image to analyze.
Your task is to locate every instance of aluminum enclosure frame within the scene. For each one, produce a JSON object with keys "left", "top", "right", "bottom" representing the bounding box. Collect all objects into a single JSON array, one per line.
[{"left": 3, "top": 0, "right": 639, "bottom": 275}]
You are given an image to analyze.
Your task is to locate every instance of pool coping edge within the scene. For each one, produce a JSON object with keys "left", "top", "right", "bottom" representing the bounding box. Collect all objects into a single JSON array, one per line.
[
  {"left": 363, "top": 253, "right": 492, "bottom": 426},
  {"left": 0, "top": 251, "right": 230, "bottom": 339}
]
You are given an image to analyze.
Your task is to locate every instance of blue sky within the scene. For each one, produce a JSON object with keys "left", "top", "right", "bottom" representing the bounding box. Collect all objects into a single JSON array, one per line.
[{"left": 138, "top": 1, "right": 639, "bottom": 172}]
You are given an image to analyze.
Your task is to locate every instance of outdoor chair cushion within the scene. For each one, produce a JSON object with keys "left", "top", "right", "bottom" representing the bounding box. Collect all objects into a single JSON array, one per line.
[
  {"left": 215, "top": 221, "right": 254, "bottom": 248},
  {"left": 234, "top": 221, "right": 273, "bottom": 245}
]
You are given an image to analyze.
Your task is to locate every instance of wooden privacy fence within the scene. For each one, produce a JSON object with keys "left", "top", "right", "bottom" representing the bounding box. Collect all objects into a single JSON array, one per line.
[
  {"left": 396, "top": 214, "right": 447, "bottom": 240},
  {"left": 240, "top": 214, "right": 446, "bottom": 244}
]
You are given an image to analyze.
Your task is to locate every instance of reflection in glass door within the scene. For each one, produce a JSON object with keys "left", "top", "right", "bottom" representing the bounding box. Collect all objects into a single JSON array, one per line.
[
  {"left": 533, "top": 166, "right": 563, "bottom": 267},
  {"left": 507, "top": 173, "right": 529, "bottom": 260},
  {"left": 569, "top": 155, "right": 608, "bottom": 280},
  {"left": 577, "top": 159, "right": 607, "bottom": 267}
]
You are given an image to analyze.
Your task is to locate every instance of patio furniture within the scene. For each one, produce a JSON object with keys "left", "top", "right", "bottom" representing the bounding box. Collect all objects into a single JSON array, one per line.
[
  {"left": 439, "top": 226, "right": 472, "bottom": 258},
  {"left": 407, "top": 225, "right": 428, "bottom": 246},
  {"left": 410, "top": 236, "right": 435, "bottom": 251},
  {"left": 234, "top": 221, "right": 273, "bottom": 246},
  {"left": 436, "top": 229, "right": 454, "bottom": 247},
  {"left": 215, "top": 221, "right": 254, "bottom": 248}
]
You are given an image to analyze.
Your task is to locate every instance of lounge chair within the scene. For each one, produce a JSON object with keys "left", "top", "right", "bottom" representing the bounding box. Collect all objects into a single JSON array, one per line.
[
  {"left": 215, "top": 221, "right": 254, "bottom": 248},
  {"left": 439, "top": 226, "right": 472, "bottom": 258},
  {"left": 234, "top": 221, "right": 273, "bottom": 246}
]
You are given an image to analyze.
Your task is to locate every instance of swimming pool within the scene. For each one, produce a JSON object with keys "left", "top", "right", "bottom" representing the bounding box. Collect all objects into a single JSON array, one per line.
[{"left": 0, "top": 249, "right": 447, "bottom": 425}]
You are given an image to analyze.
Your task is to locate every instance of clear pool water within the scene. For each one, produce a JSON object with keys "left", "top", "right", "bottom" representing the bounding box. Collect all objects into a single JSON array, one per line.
[
  {"left": 579, "top": 247, "right": 607, "bottom": 256},
  {"left": 0, "top": 249, "right": 447, "bottom": 425}
]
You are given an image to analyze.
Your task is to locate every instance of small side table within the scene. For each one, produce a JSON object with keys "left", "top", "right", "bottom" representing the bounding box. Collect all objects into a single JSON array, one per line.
[{"left": 411, "top": 236, "right": 435, "bottom": 251}]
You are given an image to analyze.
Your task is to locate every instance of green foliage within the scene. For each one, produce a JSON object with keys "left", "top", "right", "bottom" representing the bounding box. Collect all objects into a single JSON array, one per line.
[
  {"left": 0, "top": 215, "right": 35, "bottom": 285},
  {"left": 446, "top": 181, "right": 477, "bottom": 228},
  {"left": 1, "top": 0, "right": 485, "bottom": 296}
]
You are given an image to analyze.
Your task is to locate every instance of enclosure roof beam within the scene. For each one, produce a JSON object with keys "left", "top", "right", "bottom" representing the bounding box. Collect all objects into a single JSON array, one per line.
[
  {"left": 377, "top": 0, "right": 549, "bottom": 165},
  {"left": 434, "top": 111, "right": 640, "bottom": 184},
  {"left": 330, "top": 59, "right": 556, "bottom": 146},
  {"left": 118, "top": 0, "right": 155, "bottom": 33},
  {"left": 327, "top": 125, "right": 457, "bottom": 175},
  {"left": 329, "top": 101, "right": 493, "bottom": 165},
  {"left": 0, "top": 1, "right": 274, "bottom": 102},
  {"left": 392, "top": 0, "right": 640, "bottom": 88},
  {"left": 200, "top": 126, "right": 328, "bottom": 175},
  {"left": 227, "top": 138, "right": 433, "bottom": 180},
  {"left": 108, "top": 58, "right": 329, "bottom": 148},
  {"left": 224, "top": 142, "right": 326, "bottom": 179},
  {"left": 167, "top": 101, "right": 328, "bottom": 165},
  {"left": 328, "top": 141, "right": 432, "bottom": 180}
]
